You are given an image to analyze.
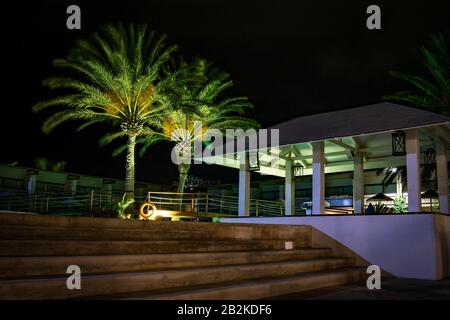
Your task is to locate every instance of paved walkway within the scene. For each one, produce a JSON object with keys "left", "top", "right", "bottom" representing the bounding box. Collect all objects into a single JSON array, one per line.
[{"left": 270, "top": 278, "right": 450, "bottom": 300}]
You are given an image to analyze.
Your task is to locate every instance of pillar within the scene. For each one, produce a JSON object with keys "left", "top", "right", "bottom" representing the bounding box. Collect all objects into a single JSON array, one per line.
[
  {"left": 312, "top": 141, "right": 325, "bottom": 214},
  {"left": 436, "top": 142, "right": 449, "bottom": 214},
  {"left": 405, "top": 129, "right": 421, "bottom": 212},
  {"left": 353, "top": 152, "right": 364, "bottom": 214},
  {"left": 238, "top": 153, "right": 250, "bottom": 216},
  {"left": 284, "top": 159, "right": 295, "bottom": 215},
  {"left": 66, "top": 175, "right": 79, "bottom": 196},
  {"left": 25, "top": 169, "right": 38, "bottom": 195}
]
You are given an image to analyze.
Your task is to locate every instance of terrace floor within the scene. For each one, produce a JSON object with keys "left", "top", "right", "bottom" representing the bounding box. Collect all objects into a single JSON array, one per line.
[{"left": 269, "top": 278, "right": 450, "bottom": 300}]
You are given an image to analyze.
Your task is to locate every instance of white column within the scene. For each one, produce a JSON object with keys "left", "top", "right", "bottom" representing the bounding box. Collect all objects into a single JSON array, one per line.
[
  {"left": 284, "top": 159, "right": 295, "bottom": 215},
  {"left": 312, "top": 141, "right": 325, "bottom": 214},
  {"left": 396, "top": 175, "right": 403, "bottom": 197},
  {"left": 436, "top": 142, "right": 449, "bottom": 214},
  {"left": 353, "top": 152, "right": 364, "bottom": 214},
  {"left": 405, "top": 129, "right": 421, "bottom": 212},
  {"left": 238, "top": 153, "right": 250, "bottom": 216},
  {"left": 25, "top": 170, "right": 38, "bottom": 195}
]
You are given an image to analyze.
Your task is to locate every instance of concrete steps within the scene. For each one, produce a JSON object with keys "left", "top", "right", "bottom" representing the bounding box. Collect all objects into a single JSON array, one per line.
[
  {"left": 123, "top": 268, "right": 366, "bottom": 300},
  {"left": 0, "top": 212, "right": 366, "bottom": 299},
  {"left": 0, "top": 248, "right": 332, "bottom": 278},
  {"left": 0, "top": 239, "right": 307, "bottom": 256},
  {"left": 0, "top": 257, "right": 356, "bottom": 299}
]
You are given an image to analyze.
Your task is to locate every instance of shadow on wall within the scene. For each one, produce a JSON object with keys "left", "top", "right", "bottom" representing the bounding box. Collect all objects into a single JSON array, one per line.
[{"left": 310, "top": 227, "right": 393, "bottom": 279}]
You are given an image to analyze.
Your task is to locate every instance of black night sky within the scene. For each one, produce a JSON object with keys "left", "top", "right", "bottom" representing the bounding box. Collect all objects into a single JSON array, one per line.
[{"left": 1, "top": 0, "right": 450, "bottom": 185}]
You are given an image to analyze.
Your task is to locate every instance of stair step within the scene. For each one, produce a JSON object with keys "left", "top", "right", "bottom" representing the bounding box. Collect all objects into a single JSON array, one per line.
[
  {"left": 0, "top": 224, "right": 308, "bottom": 244},
  {"left": 0, "top": 239, "right": 307, "bottom": 257},
  {"left": 123, "top": 268, "right": 366, "bottom": 300},
  {"left": 0, "top": 248, "right": 333, "bottom": 278},
  {"left": 0, "top": 258, "right": 355, "bottom": 299},
  {"left": 0, "top": 213, "right": 311, "bottom": 241},
  {"left": 0, "top": 225, "right": 212, "bottom": 241}
]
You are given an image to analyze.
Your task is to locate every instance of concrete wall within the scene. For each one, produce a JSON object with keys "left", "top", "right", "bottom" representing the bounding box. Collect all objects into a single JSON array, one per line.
[{"left": 220, "top": 214, "right": 450, "bottom": 280}]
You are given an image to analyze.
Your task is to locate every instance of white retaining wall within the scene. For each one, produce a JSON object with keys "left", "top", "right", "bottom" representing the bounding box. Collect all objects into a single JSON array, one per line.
[{"left": 220, "top": 214, "right": 450, "bottom": 280}]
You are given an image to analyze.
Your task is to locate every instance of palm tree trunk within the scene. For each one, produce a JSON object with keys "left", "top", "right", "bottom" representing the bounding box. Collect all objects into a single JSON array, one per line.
[
  {"left": 177, "top": 163, "right": 191, "bottom": 194},
  {"left": 125, "top": 134, "right": 136, "bottom": 201}
]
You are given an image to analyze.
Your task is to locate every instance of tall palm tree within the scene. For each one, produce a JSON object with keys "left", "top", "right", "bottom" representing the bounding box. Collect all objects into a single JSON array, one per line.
[
  {"left": 33, "top": 24, "right": 178, "bottom": 199},
  {"left": 383, "top": 33, "right": 450, "bottom": 115}
]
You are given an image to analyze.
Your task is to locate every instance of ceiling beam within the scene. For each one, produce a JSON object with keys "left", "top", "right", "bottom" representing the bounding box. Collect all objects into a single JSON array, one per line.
[{"left": 328, "top": 139, "right": 357, "bottom": 151}]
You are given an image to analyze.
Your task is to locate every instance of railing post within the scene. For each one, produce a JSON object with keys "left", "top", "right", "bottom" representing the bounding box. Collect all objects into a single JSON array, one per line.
[
  {"left": 33, "top": 193, "right": 37, "bottom": 212},
  {"left": 89, "top": 189, "right": 94, "bottom": 212},
  {"left": 205, "top": 193, "right": 209, "bottom": 213},
  {"left": 256, "top": 199, "right": 259, "bottom": 216},
  {"left": 191, "top": 194, "right": 195, "bottom": 213},
  {"left": 45, "top": 196, "right": 49, "bottom": 212}
]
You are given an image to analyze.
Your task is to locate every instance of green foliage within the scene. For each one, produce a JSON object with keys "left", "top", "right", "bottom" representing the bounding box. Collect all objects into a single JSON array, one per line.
[
  {"left": 134, "top": 58, "right": 260, "bottom": 192},
  {"left": 33, "top": 23, "right": 179, "bottom": 137},
  {"left": 33, "top": 23, "right": 182, "bottom": 196},
  {"left": 35, "top": 157, "right": 67, "bottom": 172},
  {"left": 384, "top": 33, "right": 450, "bottom": 115},
  {"left": 393, "top": 196, "right": 407, "bottom": 213},
  {"left": 113, "top": 193, "right": 135, "bottom": 219}
]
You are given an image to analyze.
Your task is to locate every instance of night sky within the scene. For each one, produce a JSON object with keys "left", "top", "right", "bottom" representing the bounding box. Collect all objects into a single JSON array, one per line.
[{"left": 1, "top": 0, "right": 450, "bottom": 185}]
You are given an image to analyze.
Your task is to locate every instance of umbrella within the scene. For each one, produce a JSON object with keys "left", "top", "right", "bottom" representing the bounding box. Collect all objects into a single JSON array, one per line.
[{"left": 367, "top": 193, "right": 394, "bottom": 202}]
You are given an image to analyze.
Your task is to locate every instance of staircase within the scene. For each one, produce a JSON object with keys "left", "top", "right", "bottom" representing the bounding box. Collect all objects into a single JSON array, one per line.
[{"left": 0, "top": 212, "right": 366, "bottom": 299}]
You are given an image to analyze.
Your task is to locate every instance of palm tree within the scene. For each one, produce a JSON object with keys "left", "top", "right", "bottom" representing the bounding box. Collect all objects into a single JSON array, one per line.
[
  {"left": 383, "top": 33, "right": 450, "bottom": 115},
  {"left": 33, "top": 24, "right": 178, "bottom": 199},
  {"left": 112, "top": 58, "right": 259, "bottom": 194}
]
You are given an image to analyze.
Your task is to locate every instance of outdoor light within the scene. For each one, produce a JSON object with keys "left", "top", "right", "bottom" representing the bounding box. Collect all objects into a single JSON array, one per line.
[
  {"left": 294, "top": 163, "right": 304, "bottom": 177},
  {"left": 391, "top": 131, "right": 406, "bottom": 156},
  {"left": 248, "top": 151, "right": 260, "bottom": 171}
]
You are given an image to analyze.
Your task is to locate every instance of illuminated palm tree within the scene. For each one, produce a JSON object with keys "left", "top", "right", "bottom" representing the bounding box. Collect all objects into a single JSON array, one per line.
[
  {"left": 137, "top": 59, "right": 259, "bottom": 193},
  {"left": 33, "top": 24, "right": 178, "bottom": 199},
  {"left": 384, "top": 33, "right": 450, "bottom": 115}
]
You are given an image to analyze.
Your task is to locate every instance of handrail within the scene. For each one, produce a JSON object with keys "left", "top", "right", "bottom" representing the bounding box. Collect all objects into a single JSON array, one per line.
[
  {"left": 0, "top": 189, "right": 285, "bottom": 216},
  {"left": 147, "top": 191, "right": 284, "bottom": 216}
]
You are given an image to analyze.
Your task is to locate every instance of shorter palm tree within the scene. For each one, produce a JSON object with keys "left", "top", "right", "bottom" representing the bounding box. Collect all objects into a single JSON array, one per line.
[
  {"left": 383, "top": 33, "right": 450, "bottom": 115},
  {"left": 143, "top": 59, "right": 259, "bottom": 193}
]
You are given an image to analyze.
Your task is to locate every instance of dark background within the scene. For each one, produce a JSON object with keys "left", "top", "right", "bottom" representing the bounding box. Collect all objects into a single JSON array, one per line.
[{"left": 1, "top": 0, "right": 449, "bottom": 184}]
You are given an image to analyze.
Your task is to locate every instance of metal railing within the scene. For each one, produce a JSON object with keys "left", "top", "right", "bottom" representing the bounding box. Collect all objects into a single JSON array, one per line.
[
  {"left": 0, "top": 189, "right": 143, "bottom": 215},
  {"left": 146, "top": 192, "right": 285, "bottom": 216},
  {"left": 0, "top": 189, "right": 285, "bottom": 217}
]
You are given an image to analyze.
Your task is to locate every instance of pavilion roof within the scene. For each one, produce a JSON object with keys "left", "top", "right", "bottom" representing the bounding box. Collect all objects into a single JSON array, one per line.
[{"left": 269, "top": 103, "right": 450, "bottom": 147}]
